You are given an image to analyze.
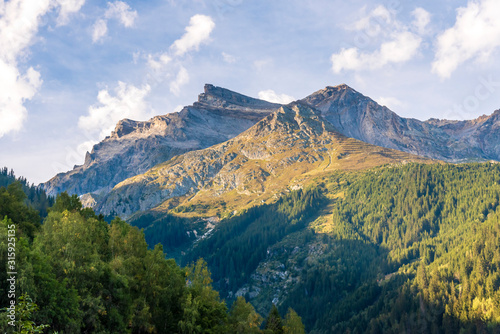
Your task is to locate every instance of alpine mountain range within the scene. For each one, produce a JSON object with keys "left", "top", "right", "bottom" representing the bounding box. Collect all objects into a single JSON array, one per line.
[{"left": 43, "top": 83, "right": 500, "bottom": 218}]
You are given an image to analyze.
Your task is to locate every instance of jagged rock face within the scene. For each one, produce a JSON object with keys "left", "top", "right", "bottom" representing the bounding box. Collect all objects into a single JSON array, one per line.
[
  {"left": 42, "top": 84, "right": 279, "bottom": 197},
  {"left": 301, "top": 85, "right": 500, "bottom": 161},
  {"left": 44, "top": 83, "right": 500, "bottom": 214},
  {"left": 425, "top": 110, "right": 500, "bottom": 160},
  {"left": 96, "top": 104, "right": 430, "bottom": 218}
]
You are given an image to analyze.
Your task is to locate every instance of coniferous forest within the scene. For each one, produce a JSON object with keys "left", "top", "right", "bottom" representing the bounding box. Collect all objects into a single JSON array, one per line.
[{"left": 2, "top": 163, "right": 500, "bottom": 333}]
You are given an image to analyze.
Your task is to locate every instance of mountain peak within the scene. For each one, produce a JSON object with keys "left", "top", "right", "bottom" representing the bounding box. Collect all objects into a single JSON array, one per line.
[
  {"left": 111, "top": 118, "right": 140, "bottom": 138},
  {"left": 247, "top": 102, "right": 337, "bottom": 138},
  {"left": 195, "top": 84, "right": 281, "bottom": 111},
  {"left": 325, "top": 83, "right": 355, "bottom": 91},
  {"left": 302, "top": 84, "right": 367, "bottom": 109},
  {"left": 96, "top": 96, "right": 431, "bottom": 218}
]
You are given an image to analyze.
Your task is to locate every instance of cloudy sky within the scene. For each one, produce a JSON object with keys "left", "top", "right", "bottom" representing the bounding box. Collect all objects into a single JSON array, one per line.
[{"left": 1, "top": 0, "right": 500, "bottom": 184}]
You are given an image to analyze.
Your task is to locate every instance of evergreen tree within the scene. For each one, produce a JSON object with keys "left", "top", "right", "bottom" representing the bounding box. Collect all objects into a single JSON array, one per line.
[
  {"left": 50, "top": 192, "right": 82, "bottom": 213},
  {"left": 264, "top": 305, "right": 283, "bottom": 334}
]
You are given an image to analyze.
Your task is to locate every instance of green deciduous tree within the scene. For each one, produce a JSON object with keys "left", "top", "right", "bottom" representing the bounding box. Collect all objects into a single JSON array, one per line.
[
  {"left": 179, "top": 259, "right": 228, "bottom": 333},
  {"left": 283, "top": 308, "right": 305, "bottom": 334},
  {"left": 15, "top": 294, "right": 50, "bottom": 334},
  {"left": 228, "top": 296, "right": 263, "bottom": 333}
]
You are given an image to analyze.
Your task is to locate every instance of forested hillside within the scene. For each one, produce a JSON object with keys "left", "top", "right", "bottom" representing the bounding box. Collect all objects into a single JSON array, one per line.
[
  {"left": 0, "top": 175, "right": 304, "bottom": 333},
  {"left": 0, "top": 168, "right": 54, "bottom": 218},
  {"left": 178, "top": 163, "right": 500, "bottom": 333}
]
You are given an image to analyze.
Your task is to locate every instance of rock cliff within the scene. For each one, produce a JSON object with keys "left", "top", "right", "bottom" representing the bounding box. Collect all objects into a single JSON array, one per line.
[
  {"left": 96, "top": 103, "right": 431, "bottom": 218},
  {"left": 42, "top": 84, "right": 279, "bottom": 197},
  {"left": 302, "top": 84, "right": 500, "bottom": 161}
]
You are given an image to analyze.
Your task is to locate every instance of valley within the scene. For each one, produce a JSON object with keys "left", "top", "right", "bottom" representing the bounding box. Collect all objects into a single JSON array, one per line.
[{"left": 3, "top": 84, "right": 500, "bottom": 333}]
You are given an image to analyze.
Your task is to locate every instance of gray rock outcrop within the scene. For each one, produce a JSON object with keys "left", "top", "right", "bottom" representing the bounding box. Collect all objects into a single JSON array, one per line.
[
  {"left": 42, "top": 84, "right": 280, "bottom": 197},
  {"left": 302, "top": 84, "right": 500, "bottom": 161}
]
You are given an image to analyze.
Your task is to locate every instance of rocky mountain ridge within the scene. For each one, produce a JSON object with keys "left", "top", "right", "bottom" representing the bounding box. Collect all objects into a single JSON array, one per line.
[
  {"left": 302, "top": 84, "right": 500, "bottom": 161},
  {"left": 42, "top": 84, "right": 279, "bottom": 197},
  {"left": 96, "top": 103, "right": 430, "bottom": 218},
  {"left": 43, "top": 83, "right": 500, "bottom": 209}
]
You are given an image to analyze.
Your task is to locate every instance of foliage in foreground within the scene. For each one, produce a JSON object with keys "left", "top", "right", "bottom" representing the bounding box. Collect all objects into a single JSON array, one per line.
[{"left": 0, "top": 185, "right": 304, "bottom": 333}]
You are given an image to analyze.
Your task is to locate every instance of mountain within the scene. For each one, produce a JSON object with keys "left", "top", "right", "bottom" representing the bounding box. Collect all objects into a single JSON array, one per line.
[
  {"left": 95, "top": 102, "right": 431, "bottom": 218},
  {"left": 15, "top": 83, "right": 500, "bottom": 333},
  {"left": 42, "top": 84, "right": 280, "bottom": 198},
  {"left": 302, "top": 84, "right": 500, "bottom": 161},
  {"left": 43, "top": 84, "right": 500, "bottom": 204},
  {"left": 425, "top": 111, "right": 500, "bottom": 158}
]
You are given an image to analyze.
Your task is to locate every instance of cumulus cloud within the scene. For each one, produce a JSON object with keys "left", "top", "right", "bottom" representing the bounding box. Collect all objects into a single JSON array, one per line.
[
  {"left": 170, "top": 66, "right": 189, "bottom": 96},
  {"left": 0, "top": 0, "right": 84, "bottom": 138},
  {"left": 331, "top": 32, "right": 421, "bottom": 72},
  {"left": 147, "top": 14, "right": 215, "bottom": 72},
  {"left": 376, "top": 96, "right": 405, "bottom": 110},
  {"left": 78, "top": 82, "right": 152, "bottom": 139},
  {"left": 258, "top": 90, "right": 295, "bottom": 104},
  {"left": 432, "top": 0, "right": 500, "bottom": 79},
  {"left": 411, "top": 8, "right": 431, "bottom": 35},
  {"left": 105, "top": 1, "right": 137, "bottom": 27},
  {"left": 348, "top": 5, "right": 392, "bottom": 36},
  {"left": 92, "top": 1, "right": 137, "bottom": 43},
  {"left": 170, "top": 14, "right": 215, "bottom": 56},
  {"left": 56, "top": 0, "right": 86, "bottom": 26},
  {"left": 0, "top": 63, "right": 42, "bottom": 137},
  {"left": 147, "top": 53, "right": 172, "bottom": 73},
  {"left": 77, "top": 140, "right": 97, "bottom": 157},
  {"left": 92, "top": 19, "right": 108, "bottom": 43},
  {"left": 0, "top": 0, "right": 51, "bottom": 63},
  {"left": 331, "top": 5, "right": 423, "bottom": 73},
  {"left": 144, "top": 14, "right": 215, "bottom": 95}
]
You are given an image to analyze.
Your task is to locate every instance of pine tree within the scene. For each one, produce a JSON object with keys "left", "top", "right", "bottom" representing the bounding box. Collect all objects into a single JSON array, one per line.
[{"left": 264, "top": 305, "right": 284, "bottom": 334}]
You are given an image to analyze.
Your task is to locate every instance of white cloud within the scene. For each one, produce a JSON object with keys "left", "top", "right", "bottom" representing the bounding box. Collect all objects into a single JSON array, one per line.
[
  {"left": 92, "top": 1, "right": 137, "bottom": 43},
  {"left": 147, "top": 14, "right": 215, "bottom": 72},
  {"left": 171, "top": 14, "right": 215, "bottom": 56},
  {"left": 92, "top": 19, "right": 108, "bottom": 43},
  {"left": 78, "top": 82, "right": 152, "bottom": 139},
  {"left": 0, "top": 0, "right": 52, "bottom": 63},
  {"left": 147, "top": 53, "right": 171, "bottom": 70},
  {"left": 173, "top": 105, "right": 184, "bottom": 113},
  {"left": 258, "top": 90, "right": 295, "bottom": 104},
  {"left": 411, "top": 8, "right": 431, "bottom": 35},
  {"left": 77, "top": 140, "right": 97, "bottom": 156},
  {"left": 222, "top": 52, "right": 236, "bottom": 63},
  {"left": 105, "top": 1, "right": 137, "bottom": 27},
  {"left": 349, "top": 5, "right": 393, "bottom": 36},
  {"left": 0, "top": 61, "right": 42, "bottom": 137},
  {"left": 55, "top": 0, "right": 85, "bottom": 26},
  {"left": 0, "top": 0, "right": 84, "bottom": 138},
  {"left": 331, "top": 6, "right": 423, "bottom": 73},
  {"left": 432, "top": 0, "right": 500, "bottom": 79},
  {"left": 376, "top": 96, "right": 405, "bottom": 110},
  {"left": 170, "top": 66, "right": 189, "bottom": 96},
  {"left": 144, "top": 14, "right": 215, "bottom": 97},
  {"left": 331, "top": 32, "right": 421, "bottom": 72}
]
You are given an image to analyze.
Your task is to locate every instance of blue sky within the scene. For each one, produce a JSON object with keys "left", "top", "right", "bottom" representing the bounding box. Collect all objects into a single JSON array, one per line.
[{"left": 1, "top": 0, "right": 500, "bottom": 184}]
